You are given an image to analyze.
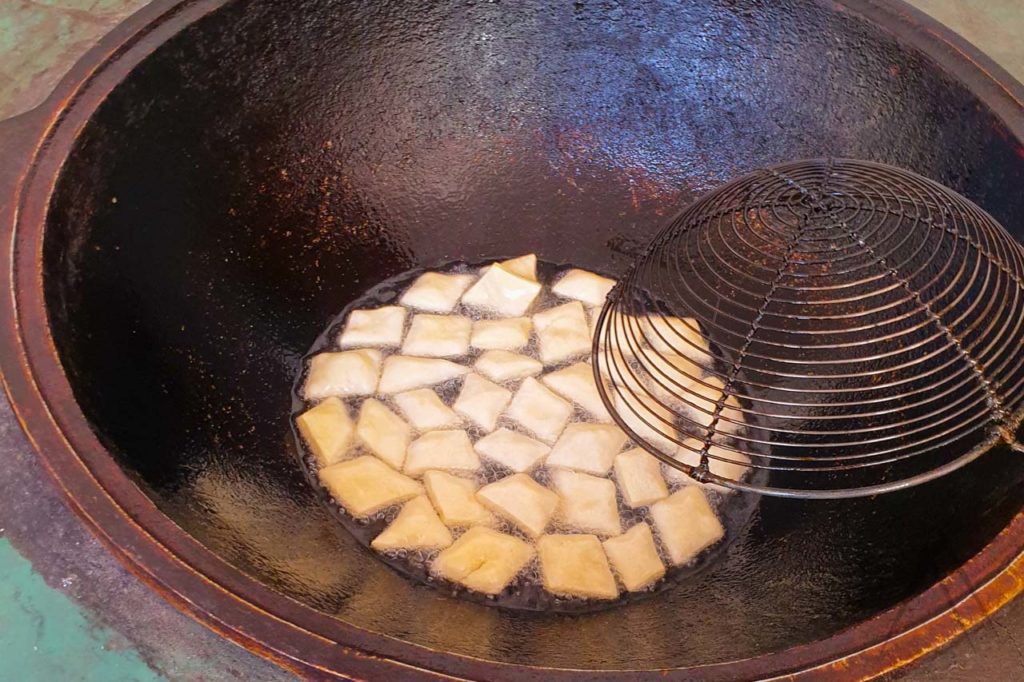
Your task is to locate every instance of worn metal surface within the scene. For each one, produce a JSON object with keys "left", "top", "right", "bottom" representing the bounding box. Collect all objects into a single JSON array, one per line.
[{"left": 4, "top": 1, "right": 1024, "bottom": 679}]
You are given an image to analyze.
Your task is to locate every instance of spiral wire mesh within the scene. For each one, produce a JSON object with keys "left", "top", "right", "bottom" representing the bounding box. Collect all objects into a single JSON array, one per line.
[{"left": 593, "top": 158, "right": 1024, "bottom": 498}]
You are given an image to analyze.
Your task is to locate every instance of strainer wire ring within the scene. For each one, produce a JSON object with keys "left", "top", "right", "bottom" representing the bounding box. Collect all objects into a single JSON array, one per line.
[{"left": 593, "top": 158, "right": 1024, "bottom": 498}]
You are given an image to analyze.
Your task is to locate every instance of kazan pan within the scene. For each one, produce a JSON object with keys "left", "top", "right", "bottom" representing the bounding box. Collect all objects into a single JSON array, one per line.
[{"left": 2, "top": 0, "right": 1024, "bottom": 679}]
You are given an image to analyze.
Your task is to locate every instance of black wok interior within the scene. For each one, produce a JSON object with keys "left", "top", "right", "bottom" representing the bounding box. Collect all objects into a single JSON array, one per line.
[{"left": 42, "top": 0, "right": 1024, "bottom": 671}]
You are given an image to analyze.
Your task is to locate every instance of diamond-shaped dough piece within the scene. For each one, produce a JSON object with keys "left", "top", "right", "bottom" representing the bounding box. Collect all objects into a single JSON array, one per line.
[
  {"left": 378, "top": 356, "right": 469, "bottom": 393},
  {"left": 470, "top": 317, "right": 532, "bottom": 351},
  {"left": 682, "top": 375, "right": 724, "bottom": 429},
  {"left": 637, "top": 352, "right": 704, "bottom": 401},
  {"left": 393, "top": 388, "right": 461, "bottom": 430},
  {"left": 338, "top": 306, "right": 407, "bottom": 348},
  {"left": 552, "top": 268, "right": 615, "bottom": 307},
  {"left": 296, "top": 397, "right": 354, "bottom": 468},
  {"left": 550, "top": 469, "right": 622, "bottom": 537},
  {"left": 432, "top": 526, "right": 534, "bottom": 595},
  {"left": 461, "top": 264, "right": 543, "bottom": 317},
  {"left": 537, "top": 534, "right": 619, "bottom": 600},
  {"left": 650, "top": 486, "right": 725, "bottom": 565},
  {"left": 319, "top": 455, "right": 422, "bottom": 518},
  {"left": 667, "top": 439, "right": 752, "bottom": 493},
  {"left": 499, "top": 254, "right": 538, "bottom": 281},
  {"left": 541, "top": 362, "right": 611, "bottom": 421},
  {"left": 423, "top": 470, "right": 496, "bottom": 527},
  {"left": 678, "top": 376, "right": 744, "bottom": 437},
  {"left": 474, "top": 428, "right": 550, "bottom": 473},
  {"left": 356, "top": 399, "right": 411, "bottom": 470},
  {"left": 546, "top": 423, "right": 627, "bottom": 475},
  {"left": 402, "top": 314, "right": 472, "bottom": 358},
  {"left": 589, "top": 304, "right": 605, "bottom": 340},
  {"left": 452, "top": 373, "right": 512, "bottom": 432},
  {"left": 475, "top": 350, "right": 543, "bottom": 383},
  {"left": 614, "top": 448, "right": 669, "bottom": 507},
  {"left": 613, "top": 390, "right": 679, "bottom": 456},
  {"left": 505, "top": 377, "right": 573, "bottom": 443},
  {"left": 371, "top": 496, "right": 454, "bottom": 552},
  {"left": 637, "top": 315, "right": 710, "bottom": 360},
  {"left": 719, "top": 394, "right": 745, "bottom": 434},
  {"left": 594, "top": 311, "right": 637, "bottom": 355},
  {"left": 303, "top": 349, "right": 382, "bottom": 400},
  {"left": 404, "top": 430, "right": 480, "bottom": 477},
  {"left": 603, "top": 523, "right": 665, "bottom": 591},
  {"left": 400, "top": 272, "right": 475, "bottom": 312},
  {"left": 608, "top": 352, "right": 651, "bottom": 398},
  {"left": 476, "top": 473, "right": 559, "bottom": 538},
  {"left": 534, "top": 301, "right": 592, "bottom": 365}
]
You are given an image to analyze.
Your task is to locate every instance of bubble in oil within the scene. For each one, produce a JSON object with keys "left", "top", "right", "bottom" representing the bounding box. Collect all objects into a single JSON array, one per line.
[{"left": 291, "top": 257, "right": 760, "bottom": 613}]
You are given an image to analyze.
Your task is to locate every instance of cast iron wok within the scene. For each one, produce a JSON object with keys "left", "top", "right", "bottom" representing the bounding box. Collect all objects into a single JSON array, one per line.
[{"left": 4, "top": 0, "right": 1024, "bottom": 678}]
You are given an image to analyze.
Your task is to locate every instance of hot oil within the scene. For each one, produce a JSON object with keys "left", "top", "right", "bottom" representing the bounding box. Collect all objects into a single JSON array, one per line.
[{"left": 291, "top": 257, "right": 760, "bottom": 613}]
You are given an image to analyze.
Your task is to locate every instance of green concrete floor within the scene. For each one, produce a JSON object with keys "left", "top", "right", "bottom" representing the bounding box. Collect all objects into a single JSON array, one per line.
[
  {"left": 0, "top": 539, "right": 161, "bottom": 681},
  {"left": 2, "top": 1, "right": 1024, "bottom": 681}
]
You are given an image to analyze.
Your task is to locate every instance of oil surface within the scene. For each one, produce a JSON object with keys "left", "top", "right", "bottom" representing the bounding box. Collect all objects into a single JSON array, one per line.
[{"left": 292, "top": 258, "right": 760, "bottom": 613}]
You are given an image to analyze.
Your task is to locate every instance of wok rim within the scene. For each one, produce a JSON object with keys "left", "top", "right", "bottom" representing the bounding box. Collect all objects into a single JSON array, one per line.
[{"left": 2, "top": 0, "right": 1024, "bottom": 679}]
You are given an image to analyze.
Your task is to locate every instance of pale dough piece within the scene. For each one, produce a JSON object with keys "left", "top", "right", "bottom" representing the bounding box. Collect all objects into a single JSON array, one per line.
[
  {"left": 432, "top": 526, "right": 534, "bottom": 595},
  {"left": 356, "top": 399, "right": 412, "bottom": 470},
  {"left": 678, "top": 375, "right": 745, "bottom": 436},
  {"left": 537, "top": 534, "right": 619, "bottom": 600},
  {"left": 682, "top": 375, "right": 724, "bottom": 429},
  {"left": 606, "top": 326, "right": 704, "bottom": 395},
  {"left": 404, "top": 430, "right": 480, "bottom": 477},
  {"left": 533, "top": 301, "right": 592, "bottom": 365},
  {"left": 338, "top": 306, "right": 406, "bottom": 348},
  {"left": 303, "top": 349, "right": 382, "bottom": 400},
  {"left": 474, "top": 350, "right": 543, "bottom": 383},
  {"left": 296, "top": 397, "right": 354, "bottom": 468},
  {"left": 402, "top": 314, "right": 472, "bottom": 358},
  {"left": 452, "top": 373, "right": 512, "bottom": 432},
  {"left": 461, "top": 264, "right": 543, "bottom": 317},
  {"left": 593, "top": 310, "right": 637, "bottom": 354},
  {"left": 637, "top": 352, "right": 703, "bottom": 400},
  {"left": 378, "top": 356, "right": 469, "bottom": 393},
  {"left": 474, "top": 427, "right": 550, "bottom": 473},
  {"left": 614, "top": 448, "right": 669, "bottom": 507},
  {"left": 603, "top": 523, "right": 665, "bottom": 591},
  {"left": 603, "top": 345, "right": 645, "bottom": 394},
  {"left": 650, "top": 486, "right": 725, "bottom": 565},
  {"left": 470, "top": 317, "right": 532, "bottom": 351},
  {"left": 476, "top": 473, "right": 559, "bottom": 538},
  {"left": 552, "top": 268, "right": 616, "bottom": 307},
  {"left": 319, "top": 455, "right": 422, "bottom": 518},
  {"left": 400, "top": 272, "right": 475, "bottom": 312},
  {"left": 667, "top": 439, "right": 752, "bottom": 493},
  {"left": 541, "top": 362, "right": 612, "bottom": 421},
  {"left": 550, "top": 469, "right": 622, "bottom": 537},
  {"left": 498, "top": 254, "right": 538, "bottom": 281},
  {"left": 423, "top": 470, "right": 496, "bottom": 527},
  {"left": 546, "top": 423, "right": 628, "bottom": 476},
  {"left": 589, "top": 305, "right": 603, "bottom": 345},
  {"left": 637, "top": 315, "right": 710, "bottom": 360},
  {"left": 505, "top": 377, "right": 573, "bottom": 443},
  {"left": 613, "top": 390, "right": 679, "bottom": 456},
  {"left": 720, "top": 394, "right": 745, "bottom": 434},
  {"left": 393, "top": 388, "right": 461, "bottom": 430},
  {"left": 371, "top": 496, "right": 453, "bottom": 552}
]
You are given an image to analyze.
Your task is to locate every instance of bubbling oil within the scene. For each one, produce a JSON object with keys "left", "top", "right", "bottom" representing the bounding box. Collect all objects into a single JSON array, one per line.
[{"left": 291, "top": 258, "right": 761, "bottom": 613}]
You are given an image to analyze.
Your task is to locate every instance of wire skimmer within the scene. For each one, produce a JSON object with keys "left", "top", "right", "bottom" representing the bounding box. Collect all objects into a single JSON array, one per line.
[{"left": 593, "top": 158, "right": 1024, "bottom": 498}]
